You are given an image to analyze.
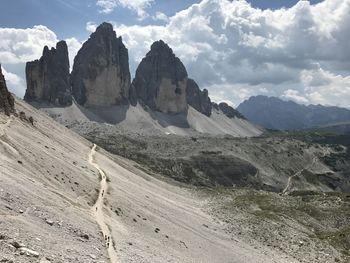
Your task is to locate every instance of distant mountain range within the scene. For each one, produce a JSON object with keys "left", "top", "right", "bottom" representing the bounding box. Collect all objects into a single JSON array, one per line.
[{"left": 237, "top": 95, "right": 350, "bottom": 131}]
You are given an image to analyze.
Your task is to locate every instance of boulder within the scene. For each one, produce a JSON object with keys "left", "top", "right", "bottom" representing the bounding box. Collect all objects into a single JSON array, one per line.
[
  {"left": 0, "top": 65, "right": 15, "bottom": 115},
  {"left": 131, "top": 40, "right": 188, "bottom": 114},
  {"left": 186, "top": 78, "right": 212, "bottom": 116},
  {"left": 24, "top": 41, "right": 71, "bottom": 106},
  {"left": 71, "top": 22, "right": 131, "bottom": 107}
]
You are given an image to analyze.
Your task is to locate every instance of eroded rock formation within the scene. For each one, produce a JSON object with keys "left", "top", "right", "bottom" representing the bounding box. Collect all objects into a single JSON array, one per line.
[
  {"left": 25, "top": 41, "right": 71, "bottom": 106},
  {"left": 186, "top": 78, "right": 212, "bottom": 117},
  {"left": 0, "top": 65, "right": 15, "bottom": 115},
  {"left": 131, "top": 40, "right": 188, "bottom": 114},
  {"left": 71, "top": 22, "right": 130, "bottom": 107},
  {"left": 212, "top": 102, "right": 245, "bottom": 119}
]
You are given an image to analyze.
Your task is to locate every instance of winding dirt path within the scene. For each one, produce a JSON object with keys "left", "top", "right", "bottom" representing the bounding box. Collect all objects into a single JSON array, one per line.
[{"left": 89, "top": 144, "right": 119, "bottom": 263}]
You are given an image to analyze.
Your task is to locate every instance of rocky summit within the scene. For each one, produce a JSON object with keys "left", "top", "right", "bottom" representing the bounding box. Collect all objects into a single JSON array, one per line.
[
  {"left": 71, "top": 22, "right": 131, "bottom": 107},
  {"left": 0, "top": 65, "right": 15, "bottom": 115},
  {"left": 131, "top": 40, "right": 188, "bottom": 114},
  {"left": 186, "top": 78, "right": 212, "bottom": 117},
  {"left": 25, "top": 41, "right": 71, "bottom": 106}
]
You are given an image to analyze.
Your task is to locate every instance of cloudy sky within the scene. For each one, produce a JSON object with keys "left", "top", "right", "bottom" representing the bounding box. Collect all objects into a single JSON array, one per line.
[{"left": 1, "top": 0, "right": 350, "bottom": 108}]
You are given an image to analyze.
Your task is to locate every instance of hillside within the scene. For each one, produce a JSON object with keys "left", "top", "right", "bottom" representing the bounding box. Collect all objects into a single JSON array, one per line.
[
  {"left": 0, "top": 98, "right": 286, "bottom": 263},
  {"left": 1, "top": 99, "right": 350, "bottom": 263}
]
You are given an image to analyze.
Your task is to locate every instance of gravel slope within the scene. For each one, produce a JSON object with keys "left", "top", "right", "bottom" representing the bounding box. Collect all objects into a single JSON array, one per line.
[{"left": 0, "top": 99, "right": 292, "bottom": 262}]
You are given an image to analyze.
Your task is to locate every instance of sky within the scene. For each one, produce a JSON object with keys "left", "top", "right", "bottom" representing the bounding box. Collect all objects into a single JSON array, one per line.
[{"left": 1, "top": 0, "right": 350, "bottom": 108}]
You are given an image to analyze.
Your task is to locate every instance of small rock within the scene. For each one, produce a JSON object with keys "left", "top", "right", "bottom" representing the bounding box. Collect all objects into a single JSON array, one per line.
[
  {"left": 10, "top": 241, "right": 24, "bottom": 249},
  {"left": 5, "top": 205, "right": 13, "bottom": 210},
  {"left": 46, "top": 219, "right": 54, "bottom": 226},
  {"left": 89, "top": 254, "right": 97, "bottom": 260},
  {"left": 81, "top": 234, "right": 89, "bottom": 240},
  {"left": 19, "top": 247, "right": 39, "bottom": 257}
]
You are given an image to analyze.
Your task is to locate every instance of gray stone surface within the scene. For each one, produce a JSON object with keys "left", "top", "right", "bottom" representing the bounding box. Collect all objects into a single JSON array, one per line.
[
  {"left": 25, "top": 41, "right": 71, "bottom": 106},
  {"left": 0, "top": 65, "right": 15, "bottom": 115},
  {"left": 71, "top": 22, "right": 130, "bottom": 107},
  {"left": 186, "top": 78, "right": 212, "bottom": 116},
  {"left": 131, "top": 40, "right": 188, "bottom": 114}
]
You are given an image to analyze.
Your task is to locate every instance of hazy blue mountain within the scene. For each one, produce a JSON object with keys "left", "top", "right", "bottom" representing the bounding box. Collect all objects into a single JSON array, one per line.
[{"left": 237, "top": 95, "right": 350, "bottom": 131}]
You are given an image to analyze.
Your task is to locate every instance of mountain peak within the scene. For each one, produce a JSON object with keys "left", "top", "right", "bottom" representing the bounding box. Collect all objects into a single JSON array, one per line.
[
  {"left": 131, "top": 40, "right": 188, "bottom": 114},
  {"left": 71, "top": 22, "right": 130, "bottom": 107},
  {"left": 24, "top": 40, "right": 71, "bottom": 106}
]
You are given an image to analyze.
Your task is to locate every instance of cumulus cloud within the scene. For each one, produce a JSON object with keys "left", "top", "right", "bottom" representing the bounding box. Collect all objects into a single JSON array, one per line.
[
  {"left": 152, "top": 12, "right": 169, "bottom": 22},
  {"left": 96, "top": 0, "right": 154, "bottom": 19},
  {"left": 302, "top": 68, "right": 350, "bottom": 108},
  {"left": 282, "top": 89, "right": 309, "bottom": 104},
  {"left": 0, "top": 25, "right": 58, "bottom": 64},
  {"left": 92, "top": 0, "right": 350, "bottom": 108}
]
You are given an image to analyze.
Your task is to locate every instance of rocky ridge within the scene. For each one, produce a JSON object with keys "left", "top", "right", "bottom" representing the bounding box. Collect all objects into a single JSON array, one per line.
[
  {"left": 0, "top": 65, "right": 15, "bottom": 115},
  {"left": 25, "top": 41, "right": 71, "bottom": 106},
  {"left": 24, "top": 22, "right": 250, "bottom": 129},
  {"left": 71, "top": 22, "right": 131, "bottom": 107}
]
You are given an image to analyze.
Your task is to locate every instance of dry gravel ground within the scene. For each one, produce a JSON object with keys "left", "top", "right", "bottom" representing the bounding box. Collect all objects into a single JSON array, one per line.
[{"left": 0, "top": 100, "right": 299, "bottom": 262}]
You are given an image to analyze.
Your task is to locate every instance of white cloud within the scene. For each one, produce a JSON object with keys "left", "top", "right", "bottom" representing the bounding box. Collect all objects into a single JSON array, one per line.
[
  {"left": 0, "top": 25, "right": 58, "bottom": 64},
  {"left": 96, "top": 0, "right": 154, "bottom": 19},
  {"left": 152, "top": 12, "right": 169, "bottom": 22},
  {"left": 302, "top": 68, "right": 350, "bottom": 108},
  {"left": 282, "top": 89, "right": 309, "bottom": 104},
  {"left": 99, "top": 0, "right": 350, "bottom": 107},
  {"left": 86, "top": 21, "right": 98, "bottom": 33}
]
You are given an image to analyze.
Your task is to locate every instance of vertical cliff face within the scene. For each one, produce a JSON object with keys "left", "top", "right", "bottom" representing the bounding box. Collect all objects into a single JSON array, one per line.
[
  {"left": 186, "top": 78, "right": 212, "bottom": 117},
  {"left": 0, "top": 65, "right": 15, "bottom": 115},
  {"left": 24, "top": 41, "right": 71, "bottom": 106},
  {"left": 71, "top": 22, "right": 131, "bottom": 107},
  {"left": 131, "top": 40, "right": 188, "bottom": 114}
]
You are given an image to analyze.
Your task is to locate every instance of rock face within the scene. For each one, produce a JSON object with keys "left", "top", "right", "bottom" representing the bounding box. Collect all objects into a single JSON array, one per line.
[
  {"left": 0, "top": 65, "right": 15, "bottom": 115},
  {"left": 25, "top": 41, "right": 71, "bottom": 106},
  {"left": 71, "top": 22, "right": 130, "bottom": 107},
  {"left": 131, "top": 40, "right": 188, "bottom": 114},
  {"left": 212, "top": 102, "right": 245, "bottom": 119},
  {"left": 186, "top": 78, "right": 212, "bottom": 116}
]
